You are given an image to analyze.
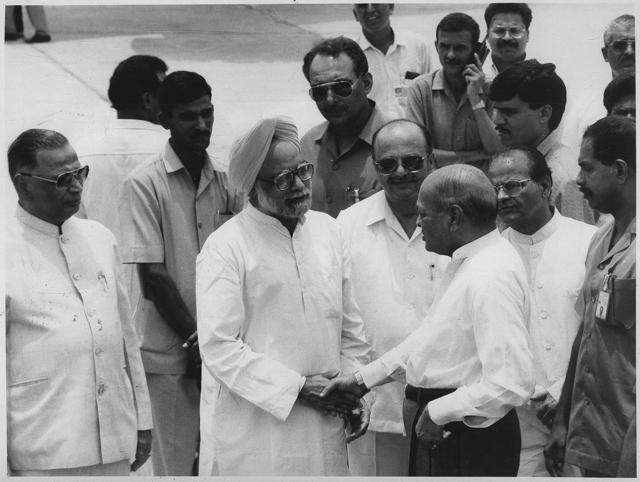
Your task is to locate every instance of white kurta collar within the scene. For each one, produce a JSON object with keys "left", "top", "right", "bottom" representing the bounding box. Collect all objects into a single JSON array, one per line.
[
  {"left": 508, "top": 209, "right": 560, "bottom": 246},
  {"left": 452, "top": 228, "right": 501, "bottom": 261},
  {"left": 15, "top": 203, "right": 72, "bottom": 237},
  {"left": 245, "top": 202, "right": 307, "bottom": 235}
]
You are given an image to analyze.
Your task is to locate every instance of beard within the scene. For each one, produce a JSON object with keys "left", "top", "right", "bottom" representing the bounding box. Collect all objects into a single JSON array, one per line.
[{"left": 254, "top": 182, "right": 312, "bottom": 219}]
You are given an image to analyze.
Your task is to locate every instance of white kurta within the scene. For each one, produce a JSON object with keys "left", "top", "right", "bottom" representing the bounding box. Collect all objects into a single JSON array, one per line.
[
  {"left": 6, "top": 206, "right": 152, "bottom": 471},
  {"left": 196, "top": 204, "right": 371, "bottom": 476},
  {"left": 503, "top": 210, "right": 597, "bottom": 476},
  {"left": 337, "top": 191, "right": 449, "bottom": 434},
  {"left": 360, "top": 230, "right": 534, "bottom": 428}
]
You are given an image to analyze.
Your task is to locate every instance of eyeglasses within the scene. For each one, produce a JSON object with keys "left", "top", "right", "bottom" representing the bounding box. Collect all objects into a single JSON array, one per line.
[
  {"left": 16, "top": 165, "right": 89, "bottom": 190},
  {"left": 374, "top": 155, "right": 426, "bottom": 174},
  {"left": 258, "top": 162, "right": 314, "bottom": 191},
  {"left": 490, "top": 27, "right": 527, "bottom": 39},
  {"left": 493, "top": 178, "right": 533, "bottom": 197},
  {"left": 309, "top": 78, "right": 361, "bottom": 102},
  {"left": 609, "top": 39, "right": 635, "bottom": 53}
]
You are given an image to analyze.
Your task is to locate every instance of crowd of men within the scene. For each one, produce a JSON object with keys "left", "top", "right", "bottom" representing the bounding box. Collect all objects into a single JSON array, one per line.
[{"left": 5, "top": 3, "right": 636, "bottom": 478}]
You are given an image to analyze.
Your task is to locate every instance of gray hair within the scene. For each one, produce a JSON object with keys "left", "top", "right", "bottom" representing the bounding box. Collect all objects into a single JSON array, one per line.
[
  {"left": 8, "top": 129, "right": 70, "bottom": 179},
  {"left": 604, "top": 14, "right": 635, "bottom": 45},
  {"left": 423, "top": 164, "right": 497, "bottom": 227}
]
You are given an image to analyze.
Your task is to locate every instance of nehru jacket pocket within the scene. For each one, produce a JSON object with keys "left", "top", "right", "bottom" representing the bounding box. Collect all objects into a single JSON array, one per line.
[{"left": 612, "top": 278, "right": 635, "bottom": 330}]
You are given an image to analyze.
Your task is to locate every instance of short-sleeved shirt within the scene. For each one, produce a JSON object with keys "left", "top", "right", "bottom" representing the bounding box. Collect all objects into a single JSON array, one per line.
[
  {"left": 406, "top": 69, "right": 491, "bottom": 153},
  {"left": 357, "top": 29, "right": 433, "bottom": 119},
  {"left": 300, "top": 102, "right": 389, "bottom": 217},
  {"left": 565, "top": 218, "right": 636, "bottom": 475},
  {"left": 119, "top": 141, "right": 243, "bottom": 374}
]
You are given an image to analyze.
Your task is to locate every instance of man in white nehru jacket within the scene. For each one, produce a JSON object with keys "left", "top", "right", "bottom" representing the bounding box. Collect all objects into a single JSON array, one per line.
[{"left": 195, "top": 117, "right": 371, "bottom": 476}]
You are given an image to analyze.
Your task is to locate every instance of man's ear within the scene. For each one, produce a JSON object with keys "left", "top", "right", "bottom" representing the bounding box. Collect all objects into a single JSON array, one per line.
[
  {"left": 388, "top": 3, "right": 394, "bottom": 14},
  {"left": 13, "top": 174, "right": 34, "bottom": 201},
  {"left": 613, "top": 158, "right": 633, "bottom": 183},
  {"left": 353, "top": 7, "right": 359, "bottom": 22},
  {"left": 538, "top": 175, "right": 553, "bottom": 199},
  {"left": 141, "top": 92, "right": 154, "bottom": 110},
  {"left": 448, "top": 204, "right": 464, "bottom": 232},
  {"left": 362, "top": 72, "right": 373, "bottom": 95},
  {"left": 601, "top": 45, "right": 609, "bottom": 63},
  {"left": 539, "top": 104, "right": 552, "bottom": 126}
]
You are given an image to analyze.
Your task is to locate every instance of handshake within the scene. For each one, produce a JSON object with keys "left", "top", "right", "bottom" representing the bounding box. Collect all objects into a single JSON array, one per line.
[{"left": 298, "top": 370, "right": 371, "bottom": 443}]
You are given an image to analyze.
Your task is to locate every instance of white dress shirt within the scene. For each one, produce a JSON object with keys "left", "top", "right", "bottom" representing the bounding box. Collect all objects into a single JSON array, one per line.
[
  {"left": 6, "top": 206, "right": 152, "bottom": 471},
  {"left": 337, "top": 191, "right": 449, "bottom": 434},
  {"left": 196, "top": 204, "right": 371, "bottom": 475},
  {"left": 357, "top": 29, "right": 432, "bottom": 119},
  {"left": 360, "top": 230, "right": 534, "bottom": 427}
]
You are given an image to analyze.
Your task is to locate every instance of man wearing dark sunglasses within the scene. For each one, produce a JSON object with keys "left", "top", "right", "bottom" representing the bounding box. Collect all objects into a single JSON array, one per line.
[
  {"left": 301, "top": 36, "right": 391, "bottom": 217},
  {"left": 7, "top": 129, "right": 152, "bottom": 476},
  {"left": 488, "top": 147, "right": 597, "bottom": 476},
  {"left": 195, "top": 116, "right": 371, "bottom": 476},
  {"left": 337, "top": 119, "right": 449, "bottom": 476}
]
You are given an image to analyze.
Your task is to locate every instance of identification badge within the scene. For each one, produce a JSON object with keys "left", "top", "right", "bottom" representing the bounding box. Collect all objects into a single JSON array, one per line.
[{"left": 595, "top": 273, "right": 612, "bottom": 321}]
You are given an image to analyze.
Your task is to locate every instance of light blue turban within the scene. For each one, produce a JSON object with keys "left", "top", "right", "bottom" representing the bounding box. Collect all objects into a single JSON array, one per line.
[{"left": 228, "top": 117, "right": 301, "bottom": 194}]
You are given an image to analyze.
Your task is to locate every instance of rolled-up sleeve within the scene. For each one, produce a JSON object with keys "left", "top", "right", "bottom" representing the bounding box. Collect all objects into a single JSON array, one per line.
[{"left": 196, "top": 240, "right": 306, "bottom": 422}]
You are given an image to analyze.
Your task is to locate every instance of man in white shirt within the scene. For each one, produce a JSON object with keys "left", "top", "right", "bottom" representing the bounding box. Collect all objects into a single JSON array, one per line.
[
  {"left": 489, "top": 60, "right": 594, "bottom": 224},
  {"left": 78, "top": 55, "right": 168, "bottom": 325},
  {"left": 337, "top": 119, "right": 449, "bottom": 475},
  {"left": 6, "top": 129, "right": 152, "bottom": 476},
  {"left": 195, "top": 116, "right": 371, "bottom": 476},
  {"left": 482, "top": 3, "right": 532, "bottom": 82},
  {"left": 487, "top": 146, "right": 597, "bottom": 476},
  {"left": 353, "top": 4, "right": 432, "bottom": 118},
  {"left": 323, "top": 164, "right": 534, "bottom": 476}
]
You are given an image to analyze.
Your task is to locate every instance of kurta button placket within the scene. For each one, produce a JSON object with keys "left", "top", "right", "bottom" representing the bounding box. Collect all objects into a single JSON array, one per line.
[
  {"left": 72, "top": 273, "right": 81, "bottom": 281},
  {"left": 97, "top": 383, "right": 106, "bottom": 395}
]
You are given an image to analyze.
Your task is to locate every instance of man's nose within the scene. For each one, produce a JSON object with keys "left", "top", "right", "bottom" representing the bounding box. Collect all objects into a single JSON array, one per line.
[
  {"left": 624, "top": 42, "right": 635, "bottom": 56},
  {"left": 68, "top": 176, "right": 84, "bottom": 192},
  {"left": 576, "top": 171, "right": 585, "bottom": 186},
  {"left": 496, "top": 188, "right": 509, "bottom": 201},
  {"left": 364, "top": 4, "right": 375, "bottom": 12},
  {"left": 446, "top": 46, "right": 456, "bottom": 59},
  {"left": 492, "top": 110, "right": 504, "bottom": 124}
]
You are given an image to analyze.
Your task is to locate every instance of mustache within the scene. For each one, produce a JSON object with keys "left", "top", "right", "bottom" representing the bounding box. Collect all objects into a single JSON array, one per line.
[{"left": 497, "top": 39, "right": 520, "bottom": 49}]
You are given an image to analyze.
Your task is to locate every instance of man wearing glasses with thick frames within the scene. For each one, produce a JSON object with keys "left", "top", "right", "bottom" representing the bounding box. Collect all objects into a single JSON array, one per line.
[
  {"left": 482, "top": 3, "right": 532, "bottom": 82},
  {"left": 488, "top": 147, "right": 596, "bottom": 476},
  {"left": 195, "top": 117, "right": 371, "bottom": 476},
  {"left": 301, "top": 36, "right": 391, "bottom": 217},
  {"left": 337, "top": 119, "right": 449, "bottom": 476},
  {"left": 6, "top": 129, "right": 152, "bottom": 476}
]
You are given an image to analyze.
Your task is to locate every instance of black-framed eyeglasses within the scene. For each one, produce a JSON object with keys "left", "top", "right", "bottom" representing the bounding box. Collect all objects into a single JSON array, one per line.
[
  {"left": 374, "top": 155, "right": 426, "bottom": 175},
  {"left": 609, "top": 39, "right": 635, "bottom": 53},
  {"left": 493, "top": 178, "right": 533, "bottom": 197},
  {"left": 309, "top": 77, "right": 361, "bottom": 102},
  {"left": 15, "top": 165, "right": 89, "bottom": 190},
  {"left": 258, "top": 162, "right": 314, "bottom": 192}
]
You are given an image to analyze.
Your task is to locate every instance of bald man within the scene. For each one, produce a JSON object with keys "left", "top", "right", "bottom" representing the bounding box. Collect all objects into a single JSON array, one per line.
[
  {"left": 338, "top": 119, "right": 449, "bottom": 475},
  {"left": 195, "top": 117, "right": 371, "bottom": 476},
  {"left": 323, "top": 164, "right": 534, "bottom": 476}
]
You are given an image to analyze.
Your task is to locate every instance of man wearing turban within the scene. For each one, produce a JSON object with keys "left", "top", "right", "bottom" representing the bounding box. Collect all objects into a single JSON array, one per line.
[{"left": 195, "top": 116, "right": 372, "bottom": 475}]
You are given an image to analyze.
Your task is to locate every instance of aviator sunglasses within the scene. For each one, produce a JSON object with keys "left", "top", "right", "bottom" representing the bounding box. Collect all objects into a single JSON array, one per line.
[
  {"left": 309, "top": 77, "right": 361, "bottom": 102},
  {"left": 15, "top": 165, "right": 90, "bottom": 190}
]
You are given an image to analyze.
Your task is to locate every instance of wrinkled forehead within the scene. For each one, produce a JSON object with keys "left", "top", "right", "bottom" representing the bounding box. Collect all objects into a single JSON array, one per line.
[
  {"left": 490, "top": 13, "right": 527, "bottom": 28},
  {"left": 309, "top": 53, "right": 358, "bottom": 83},
  {"left": 606, "top": 24, "right": 635, "bottom": 43}
]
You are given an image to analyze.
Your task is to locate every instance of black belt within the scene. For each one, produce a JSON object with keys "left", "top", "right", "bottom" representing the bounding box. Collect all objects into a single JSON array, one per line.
[{"left": 405, "top": 385, "right": 455, "bottom": 405}]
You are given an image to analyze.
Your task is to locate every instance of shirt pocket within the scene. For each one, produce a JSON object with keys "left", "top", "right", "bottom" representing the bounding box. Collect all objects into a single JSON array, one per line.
[{"left": 612, "top": 277, "right": 635, "bottom": 330}]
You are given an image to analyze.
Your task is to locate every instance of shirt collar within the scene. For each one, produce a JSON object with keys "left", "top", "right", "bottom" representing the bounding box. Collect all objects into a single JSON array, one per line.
[
  {"left": 507, "top": 208, "right": 560, "bottom": 245},
  {"left": 312, "top": 100, "right": 385, "bottom": 146},
  {"left": 109, "top": 118, "right": 166, "bottom": 132},
  {"left": 431, "top": 69, "right": 445, "bottom": 91},
  {"left": 161, "top": 141, "right": 214, "bottom": 177},
  {"left": 356, "top": 29, "right": 406, "bottom": 54},
  {"left": 15, "top": 203, "right": 73, "bottom": 237},
  {"left": 452, "top": 229, "right": 502, "bottom": 261},
  {"left": 536, "top": 129, "right": 560, "bottom": 157},
  {"left": 364, "top": 191, "right": 388, "bottom": 226}
]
